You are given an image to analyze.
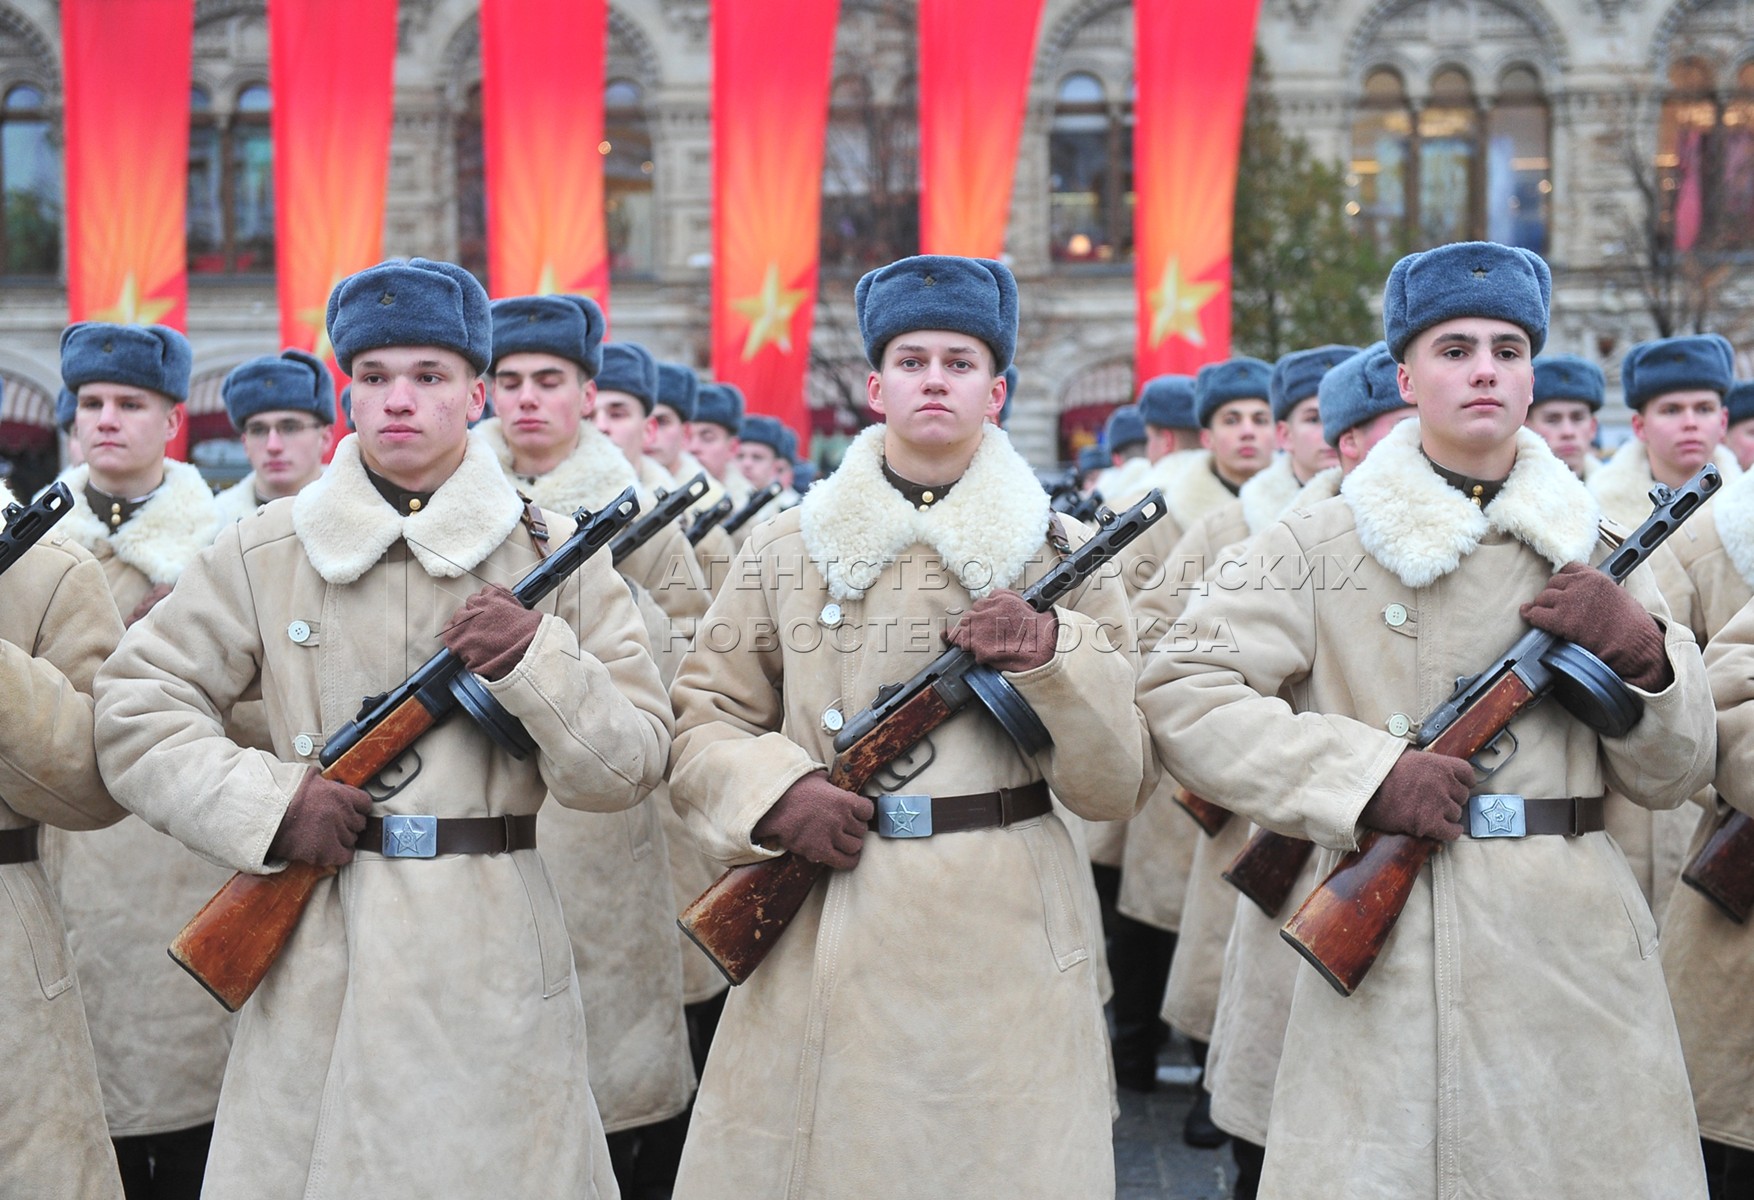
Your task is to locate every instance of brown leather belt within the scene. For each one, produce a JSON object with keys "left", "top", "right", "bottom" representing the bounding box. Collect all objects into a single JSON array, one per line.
[
  {"left": 867, "top": 780, "right": 1052, "bottom": 838},
  {"left": 0, "top": 825, "right": 38, "bottom": 865},
  {"left": 1465, "top": 795, "right": 1605, "bottom": 839},
  {"left": 361, "top": 814, "right": 537, "bottom": 859}
]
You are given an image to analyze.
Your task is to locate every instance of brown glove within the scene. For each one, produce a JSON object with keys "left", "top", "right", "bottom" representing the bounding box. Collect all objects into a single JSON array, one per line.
[
  {"left": 441, "top": 584, "right": 543, "bottom": 681},
  {"left": 125, "top": 583, "right": 173, "bottom": 627},
  {"left": 268, "top": 768, "right": 372, "bottom": 867},
  {"left": 752, "top": 770, "right": 875, "bottom": 870},
  {"left": 1359, "top": 750, "right": 1473, "bottom": 842},
  {"left": 1519, "top": 561, "right": 1671, "bottom": 692},
  {"left": 942, "top": 588, "right": 1058, "bottom": 673}
]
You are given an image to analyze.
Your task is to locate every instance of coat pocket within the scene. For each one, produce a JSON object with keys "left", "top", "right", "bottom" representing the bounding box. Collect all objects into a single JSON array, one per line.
[
  {"left": 1, "top": 864, "right": 74, "bottom": 1000},
  {"left": 1597, "top": 834, "right": 1660, "bottom": 960},
  {"left": 1020, "top": 817, "right": 1089, "bottom": 972},
  {"left": 513, "top": 851, "right": 577, "bottom": 998}
]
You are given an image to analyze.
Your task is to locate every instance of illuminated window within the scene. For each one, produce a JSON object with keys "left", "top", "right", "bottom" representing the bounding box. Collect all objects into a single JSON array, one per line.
[
  {"left": 1657, "top": 58, "right": 1754, "bottom": 252},
  {"left": 188, "top": 83, "right": 274, "bottom": 274},
  {"left": 0, "top": 83, "right": 59, "bottom": 275},
  {"left": 1049, "top": 73, "right": 1132, "bottom": 264},
  {"left": 604, "top": 78, "right": 654, "bottom": 276}
]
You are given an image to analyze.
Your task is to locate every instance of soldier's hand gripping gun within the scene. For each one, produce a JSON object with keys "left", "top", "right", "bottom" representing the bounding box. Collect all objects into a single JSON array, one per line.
[
  {"left": 168, "top": 489, "right": 640, "bottom": 1012},
  {"left": 0, "top": 483, "right": 74, "bottom": 579},
  {"left": 1281, "top": 465, "right": 1719, "bottom": 996},
  {"left": 611, "top": 474, "right": 709, "bottom": 567},
  {"left": 676, "top": 490, "right": 1167, "bottom": 985}
]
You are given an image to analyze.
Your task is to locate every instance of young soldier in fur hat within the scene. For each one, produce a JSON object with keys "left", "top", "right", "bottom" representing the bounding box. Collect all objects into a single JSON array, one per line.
[
  {"left": 1140, "top": 241, "right": 1714, "bottom": 1199},
  {"left": 735, "top": 414, "right": 799, "bottom": 525},
  {"left": 1723, "top": 380, "right": 1754, "bottom": 472},
  {"left": 689, "top": 381, "right": 753, "bottom": 505},
  {"left": 1096, "top": 404, "right": 1152, "bottom": 499},
  {"left": 593, "top": 340, "right": 678, "bottom": 498},
  {"left": 1202, "top": 342, "right": 1414, "bottom": 1198},
  {"left": 93, "top": 258, "right": 672, "bottom": 1199},
  {"left": 43, "top": 322, "right": 232, "bottom": 1197},
  {"left": 213, "top": 349, "right": 336, "bottom": 523},
  {"left": 668, "top": 255, "right": 1152, "bottom": 1198},
  {"left": 477, "top": 294, "right": 705, "bottom": 1195},
  {"left": 1525, "top": 353, "right": 1604, "bottom": 480},
  {"left": 0, "top": 475, "right": 130, "bottom": 1198}
]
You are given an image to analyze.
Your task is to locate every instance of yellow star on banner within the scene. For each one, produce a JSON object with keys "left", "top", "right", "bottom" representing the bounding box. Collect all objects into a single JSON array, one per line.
[
  {"left": 732, "top": 263, "right": 806, "bottom": 360},
  {"left": 92, "top": 273, "right": 175, "bottom": 326},
  {"left": 1147, "top": 255, "right": 1221, "bottom": 349}
]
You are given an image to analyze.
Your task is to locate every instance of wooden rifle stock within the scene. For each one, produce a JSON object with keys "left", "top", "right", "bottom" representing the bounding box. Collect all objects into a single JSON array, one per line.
[
  {"left": 677, "top": 687, "right": 954, "bottom": 985},
  {"left": 1175, "top": 787, "right": 1231, "bottom": 836},
  {"left": 1280, "top": 673, "right": 1536, "bottom": 996},
  {"left": 1223, "top": 828, "right": 1315, "bottom": 917},
  {"left": 1682, "top": 809, "right": 1754, "bottom": 923},
  {"left": 168, "top": 701, "right": 439, "bottom": 1011}
]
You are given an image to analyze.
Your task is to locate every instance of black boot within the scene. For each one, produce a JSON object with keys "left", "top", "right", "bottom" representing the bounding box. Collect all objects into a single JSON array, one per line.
[
  {"left": 1181, "top": 1041, "right": 1228, "bottom": 1149},
  {"left": 1231, "top": 1136, "right": 1266, "bottom": 1199}
]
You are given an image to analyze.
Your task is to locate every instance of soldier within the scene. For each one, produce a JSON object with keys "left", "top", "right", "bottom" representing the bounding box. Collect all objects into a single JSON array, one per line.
[
  {"left": 0, "top": 477, "right": 129, "bottom": 1199},
  {"left": 1524, "top": 354, "right": 1603, "bottom": 480},
  {"left": 1724, "top": 380, "right": 1754, "bottom": 473},
  {"left": 476, "top": 293, "right": 704, "bottom": 1197},
  {"left": 667, "top": 255, "right": 1152, "bottom": 1197},
  {"left": 93, "top": 258, "right": 673, "bottom": 1198},
  {"left": 688, "top": 381, "right": 753, "bottom": 504},
  {"left": 1202, "top": 342, "right": 1414, "bottom": 1197},
  {"left": 212, "top": 350, "right": 336, "bottom": 523},
  {"left": 735, "top": 414, "right": 797, "bottom": 523},
  {"left": 43, "top": 322, "right": 230, "bottom": 1199},
  {"left": 649, "top": 362, "right": 703, "bottom": 490},
  {"left": 1141, "top": 241, "right": 1715, "bottom": 1198},
  {"left": 593, "top": 340, "right": 679, "bottom": 500},
  {"left": 1141, "top": 372, "right": 1203, "bottom": 462}
]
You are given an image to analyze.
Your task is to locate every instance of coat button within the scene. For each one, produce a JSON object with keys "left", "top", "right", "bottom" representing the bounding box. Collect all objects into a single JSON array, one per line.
[
  {"left": 287, "top": 620, "right": 311, "bottom": 644},
  {"left": 1387, "top": 713, "right": 1412, "bottom": 738},
  {"left": 819, "top": 603, "right": 843, "bottom": 628},
  {"left": 822, "top": 707, "right": 845, "bottom": 733},
  {"left": 293, "top": 733, "right": 315, "bottom": 757},
  {"left": 1383, "top": 603, "right": 1408, "bottom": 628}
]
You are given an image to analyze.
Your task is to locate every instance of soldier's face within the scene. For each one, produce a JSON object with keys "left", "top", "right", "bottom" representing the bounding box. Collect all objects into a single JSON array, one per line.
[
  {"left": 493, "top": 352, "right": 592, "bottom": 463},
  {"left": 1632, "top": 390, "right": 1726, "bottom": 481},
  {"left": 688, "top": 423, "right": 737, "bottom": 478},
  {"left": 648, "top": 405, "right": 688, "bottom": 470},
  {"left": 736, "top": 441, "right": 780, "bottom": 488},
  {"left": 1725, "top": 418, "right": 1754, "bottom": 473},
  {"left": 867, "top": 332, "right": 1002, "bottom": 452},
  {"left": 1398, "top": 318, "right": 1533, "bottom": 457},
  {"left": 74, "top": 383, "right": 180, "bottom": 483},
  {"left": 1525, "top": 399, "right": 1597, "bottom": 475},
  {"left": 593, "top": 392, "right": 653, "bottom": 467},
  {"left": 240, "top": 407, "right": 330, "bottom": 499},
  {"left": 1276, "top": 395, "right": 1337, "bottom": 481},
  {"left": 1201, "top": 398, "right": 1272, "bottom": 484},
  {"left": 349, "top": 345, "right": 486, "bottom": 490}
]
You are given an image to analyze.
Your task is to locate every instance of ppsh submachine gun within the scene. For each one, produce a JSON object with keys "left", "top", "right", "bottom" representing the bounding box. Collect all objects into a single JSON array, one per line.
[
  {"left": 611, "top": 473, "right": 709, "bottom": 567},
  {"left": 721, "top": 482, "right": 784, "bottom": 539},
  {"left": 0, "top": 483, "right": 75, "bottom": 578}
]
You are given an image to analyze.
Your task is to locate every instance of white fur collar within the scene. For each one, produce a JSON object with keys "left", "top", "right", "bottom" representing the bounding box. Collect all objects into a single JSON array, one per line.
[
  {"left": 638, "top": 455, "right": 675, "bottom": 498},
  {"left": 1588, "top": 438, "right": 1741, "bottom": 531},
  {"left": 1342, "top": 419, "right": 1600, "bottom": 589},
  {"left": 1162, "top": 450, "right": 1239, "bottom": 530},
  {"left": 1712, "top": 467, "right": 1754, "bottom": 589},
  {"left": 799, "top": 423, "right": 1051, "bottom": 600},
  {"left": 1239, "top": 455, "right": 1306, "bottom": 535},
  {"left": 1290, "top": 466, "right": 1342, "bottom": 514},
  {"left": 53, "top": 459, "right": 218, "bottom": 585},
  {"left": 473, "top": 416, "right": 638, "bottom": 513},
  {"left": 292, "top": 433, "right": 524, "bottom": 584},
  {"left": 213, "top": 473, "right": 261, "bottom": 525},
  {"left": 1096, "top": 455, "right": 1154, "bottom": 502}
]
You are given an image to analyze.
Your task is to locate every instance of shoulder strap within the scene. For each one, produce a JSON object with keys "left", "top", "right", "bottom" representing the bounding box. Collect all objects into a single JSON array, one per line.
[
  {"left": 519, "top": 495, "right": 552, "bottom": 559},
  {"left": 1597, "top": 520, "right": 1625, "bottom": 551},
  {"left": 1046, "top": 513, "right": 1073, "bottom": 563}
]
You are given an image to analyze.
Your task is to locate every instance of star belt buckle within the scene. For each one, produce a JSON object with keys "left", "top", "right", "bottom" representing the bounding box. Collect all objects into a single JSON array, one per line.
[
  {"left": 1467, "top": 794, "right": 1526, "bottom": 839},
  {"left": 381, "top": 814, "right": 438, "bottom": 858},
  {"left": 875, "top": 795, "right": 933, "bottom": 839}
]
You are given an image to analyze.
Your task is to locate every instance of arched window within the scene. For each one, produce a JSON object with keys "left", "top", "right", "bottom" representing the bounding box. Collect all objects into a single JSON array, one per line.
[
  {"left": 455, "top": 82, "right": 486, "bottom": 278},
  {"left": 1658, "top": 58, "right": 1754, "bottom": 252},
  {"left": 1347, "top": 63, "right": 1549, "bottom": 253},
  {"left": 1050, "top": 72, "right": 1132, "bottom": 263},
  {"left": 188, "top": 83, "right": 275, "bottom": 274},
  {"left": 603, "top": 78, "right": 654, "bottom": 276},
  {"left": 820, "top": 72, "right": 919, "bottom": 271},
  {"left": 0, "top": 84, "right": 60, "bottom": 275}
]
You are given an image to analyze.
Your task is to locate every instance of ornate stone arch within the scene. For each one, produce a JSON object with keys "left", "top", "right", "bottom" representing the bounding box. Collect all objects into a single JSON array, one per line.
[
  {"left": 1651, "top": 0, "right": 1754, "bottom": 77},
  {"left": 1035, "top": 0, "right": 1132, "bottom": 95},
  {"left": 435, "top": 2, "right": 662, "bottom": 110},
  {"left": 1345, "top": 0, "right": 1567, "bottom": 95},
  {"left": 0, "top": 4, "right": 56, "bottom": 96}
]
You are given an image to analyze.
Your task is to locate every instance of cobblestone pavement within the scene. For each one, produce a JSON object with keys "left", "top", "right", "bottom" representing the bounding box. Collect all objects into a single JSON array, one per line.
[{"left": 1113, "top": 1039, "right": 1241, "bottom": 1200}]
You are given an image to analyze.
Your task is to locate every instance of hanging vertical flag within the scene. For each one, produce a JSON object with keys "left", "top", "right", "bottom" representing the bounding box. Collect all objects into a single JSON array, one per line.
[
  {"left": 480, "top": 0, "right": 609, "bottom": 303},
  {"left": 917, "top": 0, "right": 1044, "bottom": 257},
  {"left": 270, "top": 0, "right": 398, "bottom": 456},
  {"left": 61, "top": 0, "right": 193, "bottom": 457},
  {"left": 711, "top": 0, "right": 839, "bottom": 446},
  {"left": 1133, "top": 0, "right": 1260, "bottom": 379}
]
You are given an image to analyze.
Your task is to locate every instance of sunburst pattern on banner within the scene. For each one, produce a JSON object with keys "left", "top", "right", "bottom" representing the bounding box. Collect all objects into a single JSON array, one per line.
[{"left": 1133, "top": 0, "right": 1261, "bottom": 380}]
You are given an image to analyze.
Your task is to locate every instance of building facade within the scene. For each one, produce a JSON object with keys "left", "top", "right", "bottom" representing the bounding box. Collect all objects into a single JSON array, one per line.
[{"left": 0, "top": 0, "right": 1749, "bottom": 492}]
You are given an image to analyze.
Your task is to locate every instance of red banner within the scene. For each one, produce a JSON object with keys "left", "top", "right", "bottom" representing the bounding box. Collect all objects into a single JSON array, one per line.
[
  {"left": 480, "top": 0, "right": 609, "bottom": 304},
  {"left": 61, "top": 0, "right": 193, "bottom": 457},
  {"left": 270, "top": 0, "right": 397, "bottom": 457},
  {"left": 917, "top": 0, "right": 1044, "bottom": 257},
  {"left": 1133, "top": 0, "right": 1260, "bottom": 379},
  {"left": 711, "top": 0, "right": 840, "bottom": 446}
]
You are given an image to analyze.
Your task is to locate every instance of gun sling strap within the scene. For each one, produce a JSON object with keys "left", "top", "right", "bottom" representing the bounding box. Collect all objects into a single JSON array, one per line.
[{"left": 0, "top": 825, "right": 38, "bottom": 864}]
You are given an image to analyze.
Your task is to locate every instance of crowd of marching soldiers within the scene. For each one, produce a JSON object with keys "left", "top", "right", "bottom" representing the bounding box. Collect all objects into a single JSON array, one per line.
[{"left": 4, "top": 241, "right": 1753, "bottom": 1200}]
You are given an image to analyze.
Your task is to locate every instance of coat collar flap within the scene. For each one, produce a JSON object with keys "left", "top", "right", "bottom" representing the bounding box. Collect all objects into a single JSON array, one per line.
[
  {"left": 1342, "top": 418, "right": 1600, "bottom": 589},
  {"left": 55, "top": 459, "right": 218, "bottom": 585},
  {"left": 1713, "top": 467, "right": 1754, "bottom": 589},
  {"left": 1239, "top": 454, "right": 1305, "bottom": 535},
  {"left": 799, "top": 423, "right": 1051, "bottom": 600},
  {"left": 473, "top": 416, "right": 638, "bottom": 511},
  {"left": 1161, "top": 450, "right": 1238, "bottom": 530},
  {"left": 1590, "top": 436, "right": 1741, "bottom": 531},
  {"left": 293, "top": 433, "right": 525, "bottom": 584}
]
